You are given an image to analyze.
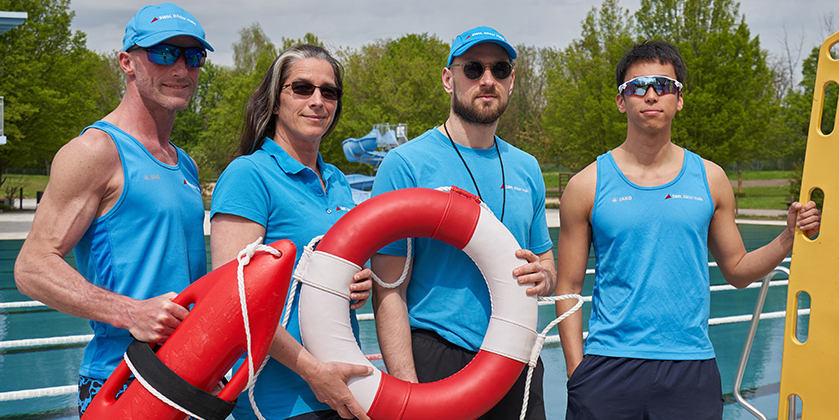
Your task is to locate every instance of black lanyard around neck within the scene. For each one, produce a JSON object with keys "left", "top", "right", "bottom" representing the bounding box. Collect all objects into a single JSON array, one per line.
[{"left": 443, "top": 122, "right": 506, "bottom": 222}]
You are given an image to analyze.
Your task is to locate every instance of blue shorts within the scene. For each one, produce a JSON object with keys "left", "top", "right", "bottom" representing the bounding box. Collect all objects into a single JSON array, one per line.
[{"left": 566, "top": 355, "right": 723, "bottom": 420}]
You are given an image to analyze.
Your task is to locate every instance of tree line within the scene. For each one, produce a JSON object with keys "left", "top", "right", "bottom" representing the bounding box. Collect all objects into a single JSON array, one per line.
[{"left": 0, "top": 0, "right": 833, "bottom": 194}]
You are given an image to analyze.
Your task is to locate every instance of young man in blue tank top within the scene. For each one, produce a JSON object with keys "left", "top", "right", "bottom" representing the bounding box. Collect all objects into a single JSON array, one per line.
[
  {"left": 371, "top": 27, "right": 555, "bottom": 420},
  {"left": 15, "top": 3, "right": 212, "bottom": 415},
  {"left": 555, "top": 41, "right": 821, "bottom": 419}
]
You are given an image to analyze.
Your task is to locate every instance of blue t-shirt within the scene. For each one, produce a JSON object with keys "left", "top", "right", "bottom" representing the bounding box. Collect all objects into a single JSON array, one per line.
[
  {"left": 210, "top": 138, "right": 359, "bottom": 419},
  {"left": 586, "top": 149, "right": 716, "bottom": 360},
  {"left": 74, "top": 121, "right": 207, "bottom": 379},
  {"left": 372, "top": 128, "right": 553, "bottom": 351}
]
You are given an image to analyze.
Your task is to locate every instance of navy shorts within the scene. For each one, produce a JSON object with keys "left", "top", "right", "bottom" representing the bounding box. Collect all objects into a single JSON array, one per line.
[
  {"left": 78, "top": 375, "right": 130, "bottom": 417},
  {"left": 412, "top": 329, "right": 546, "bottom": 420},
  {"left": 566, "top": 355, "right": 723, "bottom": 420}
]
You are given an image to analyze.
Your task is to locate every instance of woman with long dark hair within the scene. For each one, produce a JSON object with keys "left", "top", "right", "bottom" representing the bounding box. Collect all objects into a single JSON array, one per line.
[{"left": 211, "top": 44, "right": 372, "bottom": 420}]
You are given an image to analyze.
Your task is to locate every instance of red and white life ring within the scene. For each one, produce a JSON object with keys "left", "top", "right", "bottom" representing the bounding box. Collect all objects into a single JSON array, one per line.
[{"left": 298, "top": 187, "right": 538, "bottom": 420}]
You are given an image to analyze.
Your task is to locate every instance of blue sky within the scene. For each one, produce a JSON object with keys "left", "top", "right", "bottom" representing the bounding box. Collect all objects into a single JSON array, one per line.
[{"left": 67, "top": 0, "right": 837, "bottom": 74}]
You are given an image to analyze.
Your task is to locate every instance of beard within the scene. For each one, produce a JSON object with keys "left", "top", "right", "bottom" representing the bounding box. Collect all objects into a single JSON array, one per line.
[{"left": 452, "top": 86, "right": 508, "bottom": 125}]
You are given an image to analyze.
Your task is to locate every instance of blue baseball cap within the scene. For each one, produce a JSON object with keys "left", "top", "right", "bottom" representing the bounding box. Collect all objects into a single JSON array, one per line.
[
  {"left": 122, "top": 2, "right": 214, "bottom": 52},
  {"left": 447, "top": 26, "right": 516, "bottom": 67}
]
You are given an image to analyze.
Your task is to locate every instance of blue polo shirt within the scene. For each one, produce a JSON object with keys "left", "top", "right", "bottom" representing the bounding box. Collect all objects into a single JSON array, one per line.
[{"left": 210, "top": 138, "right": 359, "bottom": 419}]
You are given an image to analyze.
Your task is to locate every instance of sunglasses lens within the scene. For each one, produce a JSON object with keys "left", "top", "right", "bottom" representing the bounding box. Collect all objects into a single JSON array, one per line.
[
  {"left": 146, "top": 45, "right": 179, "bottom": 65},
  {"left": 491, "top": 62, "right": 513, "bottom": 79},
  {"left": 290, "top": 82, "right": 342, "bottom": 100},
  {"left": 319, "top": 87, "right": 341, "bottom": 100},
  {"left": 183, "top": 49, "right": 206, "bottom": 68},
  {"left": 623, "top": 77, "right": 679, "bottom": 96},
  {"left": 462, "top": 62, "right": 484, "bottom": 79},
  {"left": 144, "top": 45, "right": 206, "bottom": 67},
  {"left": 457, "top": 61, "right": 512, "bottom": 80},
  {"left": 291, "top": 82, "right": 316, "bottom": 96}
]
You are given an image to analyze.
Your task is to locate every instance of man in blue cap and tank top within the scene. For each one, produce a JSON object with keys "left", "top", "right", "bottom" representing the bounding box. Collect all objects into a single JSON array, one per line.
[
  {"left": 555, "top": 40, "right": 822, "bottom": 419},
  {"left": 371, "top": 26, "right": 555, "bottom": 420},
  {"left": 15, "top": 3, "right": 212, "bottom": 415}
]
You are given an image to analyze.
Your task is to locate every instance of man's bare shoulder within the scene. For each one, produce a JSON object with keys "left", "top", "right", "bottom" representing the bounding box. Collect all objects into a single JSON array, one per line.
[
  {"left": 50, "top": 128, "right": 121, "bottom": 190},
  {"left": 566, "top": 161, "right": 598, "bottom": 193}
]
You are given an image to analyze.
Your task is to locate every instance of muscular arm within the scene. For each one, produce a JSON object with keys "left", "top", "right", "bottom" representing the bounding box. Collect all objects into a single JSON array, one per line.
[
  {"left": 705, "top": 162, "right": 821, "bottom": 289},
  {"left": 370, "top": 252, "right": 417, "bottom": 382},
  {"left": 211, "top": 213, "right": 372, "bottom": 420},
  {"left": 554, "top": 166, "right": 596, "bottom": 378},
  {"left": 14, "top": 131, "right": 188, "bottom": 343}
]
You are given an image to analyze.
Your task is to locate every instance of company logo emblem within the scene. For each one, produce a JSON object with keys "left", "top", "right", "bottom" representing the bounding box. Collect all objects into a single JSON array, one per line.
[
  {"left": 183, "top": 179, "right": 201, "bottom": 194},
  {"left": 665, "top": 193, "right": 704, "bottom": 202}
]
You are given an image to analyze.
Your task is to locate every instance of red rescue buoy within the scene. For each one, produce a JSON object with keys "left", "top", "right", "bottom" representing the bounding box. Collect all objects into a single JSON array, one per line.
[
  {"left": 297, "top": 187, "right": 538, "bottom": 420},
  {"left": 82, "top": 239, "right": 296, "bottom": 420}
]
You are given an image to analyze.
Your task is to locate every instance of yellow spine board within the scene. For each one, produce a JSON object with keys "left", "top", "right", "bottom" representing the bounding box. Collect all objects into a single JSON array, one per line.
[{"left": 778, "top": 31, "right": 839, "bottom": 418}]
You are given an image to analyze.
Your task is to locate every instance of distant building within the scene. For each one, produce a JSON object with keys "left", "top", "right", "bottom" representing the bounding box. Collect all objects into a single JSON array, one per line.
[{"left": 0, "top": 11, "right": 26, "bottom": 35}]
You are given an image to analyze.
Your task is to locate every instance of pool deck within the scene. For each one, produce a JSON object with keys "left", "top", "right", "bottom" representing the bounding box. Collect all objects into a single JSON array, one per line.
[{"left": 0, "top": 199, "right": 787, "bottom": 240}]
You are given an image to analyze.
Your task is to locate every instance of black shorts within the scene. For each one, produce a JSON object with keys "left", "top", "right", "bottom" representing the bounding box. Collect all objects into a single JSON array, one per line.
[
  {"left": 411, "top": 329, "right": 546, "bottom": 420},
  {"left": 286, "top": 409, "right": 355, "bottom": 420},
  {"left": 566, "top": 355, "right": 724, "bottom": 420}
]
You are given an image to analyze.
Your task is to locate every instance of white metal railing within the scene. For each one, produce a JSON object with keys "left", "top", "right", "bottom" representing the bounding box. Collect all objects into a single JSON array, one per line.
[{"left": 0, "top": 261, "right": 795, "bottom": 403}]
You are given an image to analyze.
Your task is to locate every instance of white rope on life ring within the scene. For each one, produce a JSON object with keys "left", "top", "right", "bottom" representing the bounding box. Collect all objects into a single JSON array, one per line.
[{"left": 296, "top": 186, "right": 539, "bottom": 420}]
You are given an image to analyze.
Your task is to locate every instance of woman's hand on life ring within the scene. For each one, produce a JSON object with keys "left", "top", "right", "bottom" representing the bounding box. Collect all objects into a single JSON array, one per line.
[
  {"left": 303, "top": 360, "right": 373, "bottom": 420},
  {"left": 349, "top": 268, "right": 373, "bottom": 310},
  {"left": 513, "top": 249, "right": 556, "bottom": 296}
]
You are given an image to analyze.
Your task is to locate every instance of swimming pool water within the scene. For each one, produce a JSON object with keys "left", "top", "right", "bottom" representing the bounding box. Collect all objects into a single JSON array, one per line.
[{"left": 1, "top": 224, "right": 799, "bottom": 419}]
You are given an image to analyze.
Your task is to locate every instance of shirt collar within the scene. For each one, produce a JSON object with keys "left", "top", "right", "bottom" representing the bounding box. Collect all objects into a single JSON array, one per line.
[{"left": 260, "top": 137, "right": 335, "bottom": 181}]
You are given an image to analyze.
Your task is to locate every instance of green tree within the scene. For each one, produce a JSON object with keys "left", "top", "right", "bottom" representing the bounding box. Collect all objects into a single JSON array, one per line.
[
  {"left": 332, "top": 34, "right": 450, "bottom": 173},
  {"left": 187, "top": 24, "right": 279, "bottom": 183},
  {"left": 496, "top": 44, "right": 556, "bottom": 163},
  {"left": 640, "top": 0, "right": 779, "bottom": 196},
  {"left": 541, "top": 0, "right": 635, "bottom": 170},
  {"left": 0, "top": 0, "right": 111, "bottom": 182},
  {"left": 785, "top": 46, "right": 832, "bottom": 203}
]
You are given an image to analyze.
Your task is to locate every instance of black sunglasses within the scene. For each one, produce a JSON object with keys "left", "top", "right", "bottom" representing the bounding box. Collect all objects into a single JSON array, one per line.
[
  {"left": 127, "top": 44, "right": 207, "bottom": 68},
  {"left": 448, "top": 61, "right": 514, "bottom": 80},
  {"left": 282, "top": 81, "right": 343, "bottom": 101}
]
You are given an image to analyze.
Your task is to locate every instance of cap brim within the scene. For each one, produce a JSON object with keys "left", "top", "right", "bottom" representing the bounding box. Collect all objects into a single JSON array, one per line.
[{"left": 135, "top": 31, "right": 214, "bottom": 52}]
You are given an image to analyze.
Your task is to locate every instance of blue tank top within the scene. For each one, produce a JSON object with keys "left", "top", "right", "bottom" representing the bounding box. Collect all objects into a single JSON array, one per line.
[
  {"left": 586, "top": 149, "right": 716, "bottom": 360},
  {"left": 73, "top": 121, "right": 207, "bottom": 379}
]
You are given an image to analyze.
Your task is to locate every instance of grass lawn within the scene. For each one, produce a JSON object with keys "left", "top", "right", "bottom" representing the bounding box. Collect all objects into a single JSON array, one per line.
[
  {"left": 2, "top": 174, "right": 49, "bottom": 199},
  {"left": 735, "top": 185, "right": 790, "bottom": 210},
  {"left": 6, "top": 172, "right": 793, "bottom": 210},
  {"left": 726, "top": 170, "right": 792, "bottom": 181}
]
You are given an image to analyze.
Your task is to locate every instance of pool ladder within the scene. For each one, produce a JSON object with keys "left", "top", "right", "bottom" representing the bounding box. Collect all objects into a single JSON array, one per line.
[{"left": 733, "top": 266, "right": 798, "bottom": 420}]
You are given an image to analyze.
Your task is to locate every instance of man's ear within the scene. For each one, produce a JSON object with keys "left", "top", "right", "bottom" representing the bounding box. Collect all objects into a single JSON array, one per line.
[
  {"left": 616, "top": 93, "right": 627, "bottom": 114},
  {"left": 442, "top": 67, "right": 454, "bottom": 94}
]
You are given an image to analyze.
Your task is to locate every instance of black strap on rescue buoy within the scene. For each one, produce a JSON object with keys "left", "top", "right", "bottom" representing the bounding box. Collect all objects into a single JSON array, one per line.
[{"left": 125, "top": 340, "right": 236, "bottom": 420}]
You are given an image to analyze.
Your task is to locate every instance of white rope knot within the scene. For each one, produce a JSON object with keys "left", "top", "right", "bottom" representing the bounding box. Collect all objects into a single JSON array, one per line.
[{"left": 235, "top": 236, "right": 282, "bottom": 420}]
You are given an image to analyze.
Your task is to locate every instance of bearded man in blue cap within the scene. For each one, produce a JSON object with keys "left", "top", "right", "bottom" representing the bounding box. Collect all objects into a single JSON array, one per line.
[
  {"left": 16, "top": 3, "right": 212, "bottom": 415},
  {"left": 370, "top": 26, "right": 554, "bottom": 419}
]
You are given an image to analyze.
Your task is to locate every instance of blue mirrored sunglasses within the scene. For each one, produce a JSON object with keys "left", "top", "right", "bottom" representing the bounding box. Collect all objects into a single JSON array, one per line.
[
  {"left": 128, "top": 44, "right": 207, "bottom": 68},
  {"left": 618, "top": 76, "right": 683, "bottom": 97}
]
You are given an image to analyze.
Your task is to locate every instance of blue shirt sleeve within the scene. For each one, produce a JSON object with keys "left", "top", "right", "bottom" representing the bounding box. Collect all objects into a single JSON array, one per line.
[
  {"left": 371, "top": 151, "right": 416, "bottom": 256},
  {"left": 210, "top": 157, "right": 271, "bottom": 227},
  {"left": 528, "top": 162, "right": 553, "bottom": 255}
]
